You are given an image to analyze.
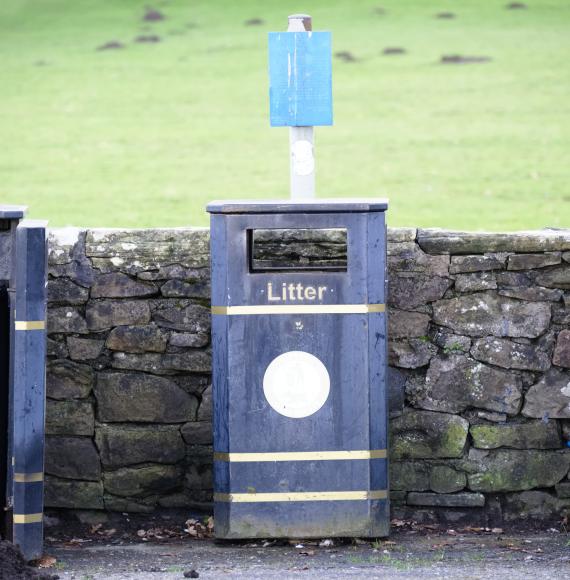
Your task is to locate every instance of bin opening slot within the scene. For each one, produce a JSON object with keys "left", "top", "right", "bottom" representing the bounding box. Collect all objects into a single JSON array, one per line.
[{"left": 249, "top": 228, "right": 347, "bottom": 272}]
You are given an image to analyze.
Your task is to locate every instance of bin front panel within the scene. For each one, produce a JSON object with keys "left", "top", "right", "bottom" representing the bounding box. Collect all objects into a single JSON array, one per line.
[{"left": 210, "top": 208, "right": 388, "bottom": 538}]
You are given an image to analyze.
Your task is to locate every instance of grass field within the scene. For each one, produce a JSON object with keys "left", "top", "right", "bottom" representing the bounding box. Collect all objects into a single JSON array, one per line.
[{"left": 1, "top": 0, "right": 569, "bottom": 229}]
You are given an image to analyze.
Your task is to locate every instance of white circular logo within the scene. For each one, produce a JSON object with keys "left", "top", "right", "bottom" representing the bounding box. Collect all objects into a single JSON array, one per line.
[{"left": 263, "top": 351, "right": 330, "bottom": 419}]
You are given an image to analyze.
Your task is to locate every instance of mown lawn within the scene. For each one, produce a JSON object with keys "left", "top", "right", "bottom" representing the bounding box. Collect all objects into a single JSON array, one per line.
[{"left": 1, "top": 0, "right": 569, "bottom": 229}]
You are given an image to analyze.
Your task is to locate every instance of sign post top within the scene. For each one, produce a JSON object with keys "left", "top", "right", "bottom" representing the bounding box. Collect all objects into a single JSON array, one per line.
[{"left": 288, "top": 14, "right": 312, "bottom": 31}]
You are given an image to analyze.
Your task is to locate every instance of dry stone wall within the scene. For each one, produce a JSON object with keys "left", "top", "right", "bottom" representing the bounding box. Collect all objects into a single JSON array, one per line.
[{"left": 45, "top": 227, "right": 570, "bottom": 524}]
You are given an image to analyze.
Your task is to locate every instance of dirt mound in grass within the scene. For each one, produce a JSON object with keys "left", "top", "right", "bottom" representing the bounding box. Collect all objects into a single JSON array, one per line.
[{"left": 0, "top": 540, "right": 57, "bottom": 580}]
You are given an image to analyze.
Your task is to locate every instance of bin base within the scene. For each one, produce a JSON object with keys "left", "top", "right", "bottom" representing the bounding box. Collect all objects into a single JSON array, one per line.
[{"left": 214, "top": 499, "right": 390, "bottom": 539}]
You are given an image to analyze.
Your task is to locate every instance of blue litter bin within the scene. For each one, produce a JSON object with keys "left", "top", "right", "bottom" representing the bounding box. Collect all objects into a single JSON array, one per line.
[{"left": 208, "top": 199, "right": 389, "bottom": 538}]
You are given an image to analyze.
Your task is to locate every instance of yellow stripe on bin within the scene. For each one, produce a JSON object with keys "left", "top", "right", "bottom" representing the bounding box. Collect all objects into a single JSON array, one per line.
[
  {"left": 14, "top": 472, "right": 43, "bottom": 483},
  {"left": 14, "top": 320, "right": 45, "bottom": 331},
  {"left": 211, "top": 304, "right": 385, "bottom": 316},
  {"left": 214, "top": 490, "right": 388, "bottom": 503},
  {"left": 214, "top": 449, "right": 387, "bottom": 462},
  {"left": 13, "top": 513, "right": 43, "bottom": 524}
]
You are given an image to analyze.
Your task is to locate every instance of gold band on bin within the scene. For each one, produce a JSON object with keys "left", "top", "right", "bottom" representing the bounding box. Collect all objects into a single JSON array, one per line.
[
  {"left": 214, "top": 449, "right": 387, "bottom": 462},
  {"left": 14, "top": 320, "right": 45, "bottom": 331},
  {"left": 14, "top": 472, "right": 43, "bottom": 483},
  {"left": 13, "top": 513, "right": 43, "bottom": 524},
  {"left": 214, "top": 490, "right": 388, "bottom": 503},
  {"left": 211, "top": 304, "right": 385, "bottom": 315}
]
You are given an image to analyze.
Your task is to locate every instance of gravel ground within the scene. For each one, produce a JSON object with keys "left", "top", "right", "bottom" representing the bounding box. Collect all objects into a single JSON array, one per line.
[{"left": 42, "top": 519, "right": 570, "bottom": 580}]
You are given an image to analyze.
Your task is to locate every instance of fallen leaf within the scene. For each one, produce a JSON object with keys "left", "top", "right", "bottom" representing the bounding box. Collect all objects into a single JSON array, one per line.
[{"left": 32, "top": 555, "right": 57, "bottom": 568}]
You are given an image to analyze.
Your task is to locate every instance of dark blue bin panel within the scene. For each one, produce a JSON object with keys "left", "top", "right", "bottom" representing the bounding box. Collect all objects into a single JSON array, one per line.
[
  {"left": 215, "top": 499, "right": 389, "bottom": 539},
  {"left": 222, "top": 313, "right": 386, "bottom": 453},
  {"left": 213, "top": 459, "right": 388, "bottom": 494},
  {"left": 10, "top": 220, "right": 47, "bottom": 560}
]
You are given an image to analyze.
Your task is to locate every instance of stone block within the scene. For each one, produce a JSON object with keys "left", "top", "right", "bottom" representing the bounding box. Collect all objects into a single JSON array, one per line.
[
  {"left": 387, "top": 366, "right": 406, "bottom": 417},
  {"left": 470, "top": 337, "right": 551, "bottom": 371},
  {"left": 185, "top": 463, "right": 213, "bottom": 490},
  {"left": 389, "top": 339, "right": 436, "bottom": 369},
  {"left": 498, "top": 286, "right": 563, "bottom": 302},
  {"left": 47, "top": 338, "right": 68, "bottom": 359},
  {"left": 48, "top": 306, "right": 88, "bottom": 334},
  {"left": 433, "top": 293, "right": 551, "bottom": 338},
  {"left": 389, "top": 274, "right": 452, "bottom": 310},
  {"left": 45, "top": 476, "right": 104, "bottom": 509},
  {"left": 160, "top": 279, "right": 210, "bottom": 299},
  {"left": 454, "top": 272, "right": 497, "bottom": 292},
  {"left": 169, "top": 332, "right": 209, "bottom": 348},
  {"left": 390, "top": 410, "right": 468, "bottom": 460},
  {"left": 95, "top": 372, "right": 198, "bottom": 423},
  {"left": 429, "top": 466, "right": 466, "bottom": 493},
  {"left": 86, "top": 300, "right": 151, "bottom": 331},
  {"left": 470, "top": 422, "right": 561, "bottom": 450},
  {"left": 503, "top": 491, "right": 566, "bottom": 522},
  {"left": 45, "top": 436, "right": 101, "bottom": 481},
  {"left": 407, "top": 492, "right": 484, "bottom": 508},
  {"left": 46, "top": 400, "right": 95, "bottom": 436},
  {"left": 197, "top": 386, "right": 212, "bottom": 422},
  {"left": 507, "top": 253, "right": 561, "bottom": 271},
  {"left": 49, "top": 256, "right": 96, "bottom": 288},
  {"left": 418, "top": 354, "right": 522, "bottom": 415},
  {"left": 522, "top": 369, "right": 570, "bottom": 419},
  {"left": 431, "top": 332, "right": 471, "bottom": 353},
  {"left": 48, "top": 278, "right": 89, "bottom": 305},
  {"left": 104, "top": 495, "right": 155, "bottom": 513},
  {"left": 162, "top": 351, "right": 212, "bottom": 373},
  {"left": 388, "top": 309, "right": 430, "bottom": 339},
  {"left": 389, "top": 462, "right": 430, "bottom": 491},
  {"left": 96, "top": 424, "right": 185, "bottom": 467},
  {"left": 449, "top": 255, "right": 505, "bottom": 274},
  {"left": 467, "top": 450, "right": 570, "bottom": 492},
  {"left": 106, "top": 324, "right": 168, "bottom": 353},
  {"left": 47, "top": 360, "right": 94, "bottom": 399},
  {"left": 110, "top": 352, "right": 169, "bottom": 374},
  {"left": 152, "top": 301, "right": 210, "bottom": 334},
  {"left": 48, "top": 228, "right": 83, "bottom": 265},
  {"left": 552, "top": 304, "right": 570, "bottom": 325},
  {"left": 85, "top": 228, "right": 210, "bottom": 270},
  {"left": 476, "top": 410, "right": 507, "bottom": 423},
  {"left": 67, "top": 337, "right": 104, "bottom": 361},
  {"left": 181, "top": 422, "right": 213, "bottom": 445},
  {"left": 103, "top": 464, "right": 183, "bottom": 497},
  {"left": 553, "top": 330, "right": 570, "bottom": 368},
  {"left": 387, "top": 242, "right": 449, "bottom": 276},
  {"left": 91, "top": 272, "right": 158, "bottom": 298},
  {"left": 555, "top": 482, "right": 570, "bottom": 498},
  {"left": 535, "top": 265, "right": 570, "bottom": 289},
  {"left": 417, "top": 229, "right": 570, "bottom": 255},
  {"left": 387, "top": 228, "right": 417, "bottom": 243},
  {"left": 138, "top": 264, "right": 209, "bottom": 283}
]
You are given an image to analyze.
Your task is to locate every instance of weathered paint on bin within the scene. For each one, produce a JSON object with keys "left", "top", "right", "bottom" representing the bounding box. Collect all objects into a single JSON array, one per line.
[{"left": 207, "top": 199, "right": 389, "bottom": 538}]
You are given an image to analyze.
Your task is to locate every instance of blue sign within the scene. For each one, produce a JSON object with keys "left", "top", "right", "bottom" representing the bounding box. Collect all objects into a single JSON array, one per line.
[{"left": 268, "top": 31, "right": 333, "bottom": 127}]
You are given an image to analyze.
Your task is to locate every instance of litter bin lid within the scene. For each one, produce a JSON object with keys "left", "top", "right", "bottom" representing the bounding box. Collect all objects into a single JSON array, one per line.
[
  {"left": 207, "top": 198, "right": 388, "bottom": 214},
  {"left": 0, "top": 205, "right": 27, "bottom": 219}
]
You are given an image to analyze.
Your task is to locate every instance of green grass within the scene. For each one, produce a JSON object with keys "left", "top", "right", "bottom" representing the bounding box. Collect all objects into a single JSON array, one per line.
[{"left": 1, "top": 0, "right": 569, "bottom": 229}]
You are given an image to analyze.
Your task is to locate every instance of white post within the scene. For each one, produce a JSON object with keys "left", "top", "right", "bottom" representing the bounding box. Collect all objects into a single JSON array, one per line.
[{"left": 288, "top": 14, "right": 315, "bottom": 199}]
